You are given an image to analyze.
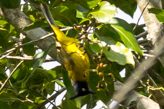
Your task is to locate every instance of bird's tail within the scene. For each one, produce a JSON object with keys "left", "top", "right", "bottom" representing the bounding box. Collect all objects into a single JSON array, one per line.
[{"left": 40, "top": 3, "right": 55, "bottom": 26}]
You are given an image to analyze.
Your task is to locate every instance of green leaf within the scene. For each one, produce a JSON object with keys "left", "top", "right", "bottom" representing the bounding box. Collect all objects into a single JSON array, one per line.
[
  {"left": 47, "top": 70, "right": 57, "bottom": 79},
  {"left": 0, "top": 59, "right": 7, "bottom": 80},
  {"left": 103, "top": 42, "right": 135, "bottom": 66},
  {"left": 12, "top": 101, "right": 36, "bottom": 109},
  {"left": 35, "top": 97, "right": 45, "bottom": 104},
  {"left": 76, "top": 10, "right": 86, "bottom": 19},
  {"left": 55, "top": 79, "right": 65, "bottom": 87},
  {"left": 53, "top": 66, "right": 74, "bottom": 97},
  {"left": 149, "top": 8, "right": 164, "bottom": 22},
  {"left": 88, "top": 68, "right": 100, "bottom": 91},
  {"left": 95, "top": 24, "right": 120, "bottom": 42},
  {"left": 90, "top": 1, "right": 116, "bottom": 23},
  {"left": 61, "top": 99, "right": 80, "bottom": 109},
  {"left": 0, "top": 20, "right": 8, "bottom": 26},
  {"left": 76, "top": 5, "right": 89, "bottom": 19},
  {"left": 74, "top": 0, "right": 101, "bottom": 9},
  {"left": 51, "top": 4, "right": 77, "bottom": 26},
  {"left": 26, "top": 69, "right": 46, "bottom": 86},
  {"left": 95, "top": 90, "right": 112, "bottom": 103},
  {"left": 0, "top": 0, "right": 20, "bottom": 8},
  {"left": 86, "top": 0, "right": 101, "bottom": 9},
  {"left": 44, "top": 82, "right": 55, "bottom": 95},
  {"left": 0, "top": 102, "right": 12, "bottom": 109},
  {"left": 131, "top": 23, "right": 145, "bottom": 35},
  {"left": 0, "top": 27, "right": 6, "bottom": 31},
  {"left": 62, "top": 69, "right": 74, "bottom": 98},
  {"left": 110, "top": 18, "right": 133, "bottom": 32},
  {"left": 23, "top": 38, "right": 35, "bottom": 56},
  {"left": 111, "top": 24, "right": 142, "bottom": 55},
  {"left": 109, "top": 0, "right": 137, "bottom": 17},
  {"left": 89, "top": 43, "right": 101, "bottom": 53},
  {"left": 0, "top": 92, "right": 19, "bottom": 102}
]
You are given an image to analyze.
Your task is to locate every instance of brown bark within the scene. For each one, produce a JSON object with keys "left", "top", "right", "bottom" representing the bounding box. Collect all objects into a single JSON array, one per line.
[
  {"left": 136, "top": 0, "right": 164, "bottom": 45},
  {"left": 108, "top": 1, "right": 164, "bottom": 108},
  {"left": 137, "top": 0, "right": 164, "bottom": 107},
  {"left": 1, "top": 7, "right": 57, "bottom": 59}
]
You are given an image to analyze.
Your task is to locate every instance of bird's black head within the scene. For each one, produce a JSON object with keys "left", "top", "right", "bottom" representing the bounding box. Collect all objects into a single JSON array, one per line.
[{"left": 70, "top": 81, "right": 93, "bottom": 99}]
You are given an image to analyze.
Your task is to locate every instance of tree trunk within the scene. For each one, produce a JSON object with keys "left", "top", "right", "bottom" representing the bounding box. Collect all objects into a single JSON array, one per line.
[
  {"left": 136, "top": 0, "right": 163, "bottom": 45},
  {"left": 136, "top": 0, "right": 164, "bottom": 107}
]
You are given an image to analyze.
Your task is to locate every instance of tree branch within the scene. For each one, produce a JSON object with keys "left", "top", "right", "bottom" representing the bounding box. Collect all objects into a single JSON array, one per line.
[
  {"left": 0, "top": 60, "right": 24, "bottom": 92},
  {"left": 4, "top": 55, "right": 33, "bottom": 60},
  {"left": 136, "top": 0, "right": 164, "bottom": 45},
  {"left": 133, "top": 1, "right": 149, "bottom": 31},
  {"left": 136, "top": 0, "right": 164, "bottom": 68},
  {"left": 37, "top": 88, "right": 66, "bottom": 109},
  {"left": 0, "top": 31, "right": 53, "bottom": 59},
  {"left": 136, "top": 31, "right": 148, "bottom": 39},
  {"left": 108, "top": 30, "right": 164, "bottom": 109},
  {"left": 1, "top": 7, "right": 57, "bottom": 59}
]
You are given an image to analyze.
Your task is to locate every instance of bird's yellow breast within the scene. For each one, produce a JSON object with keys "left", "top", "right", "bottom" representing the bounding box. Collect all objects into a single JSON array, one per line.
[{"left": 62, "top": 43, "right": 90, "bottom": 82}]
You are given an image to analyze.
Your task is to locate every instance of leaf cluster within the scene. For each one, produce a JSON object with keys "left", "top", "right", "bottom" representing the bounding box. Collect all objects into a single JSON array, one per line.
[{"left": 0, "top": 0, "right": 163, "bottom": 109}]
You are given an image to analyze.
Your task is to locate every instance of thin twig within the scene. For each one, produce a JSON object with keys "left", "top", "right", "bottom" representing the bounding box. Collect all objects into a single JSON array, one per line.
[
  {"left": 0, "top": 60, "right": 24, "bottom": 92},
  {"left": 4, "top": 55, "right": 33, "bottom": 60},
  {"left": 136, "top": 31, "right": 148, "bottom": 39},
  {"left": 28, "top": 87, "right": 58, "bottom": 109},
  {"left": 108, "top": 30, "right": 164, "bottom": 109},
  {"left": 138, "top": 39, "right": 148, "bottom": 44},
  {"left": 133, "top": 1, "right": 149, "bottom": 31},
  {"left": 147, "top": 74, "right": 164, "bottom": 96},
  {"left": 0, "top": 32, "right": 53, "bottom": 59},
  {"left": 143, "top": 53, "right": 155, "bottom": 57},
  {"left": 0, "top": 51, "right": 13, "bottom": 59},
  {"left": 60, "top": 27, "right": 72, "bottom": 31},
  {"left": 37, "top": 88, "right": 66, "bottom": 109},
  {"left": 0, "top": 25, "right": 82, "bottom": 59}
]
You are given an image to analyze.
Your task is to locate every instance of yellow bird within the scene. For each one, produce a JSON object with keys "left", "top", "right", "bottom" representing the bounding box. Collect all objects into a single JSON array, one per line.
[{"left": 40, "top": 4, "right": 92, "bottom": 99}]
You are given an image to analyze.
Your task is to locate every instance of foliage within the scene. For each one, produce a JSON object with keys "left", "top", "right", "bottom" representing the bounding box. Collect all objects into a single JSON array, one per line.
[
  {"left": 149, "top": 8, "right": 164, "bottom": 22},
  {"left": 0, "top": 0, "right": 163, "bottom": 109},
  {"left": 0, "top": 0, "right": 20, "bottom": 8}
]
